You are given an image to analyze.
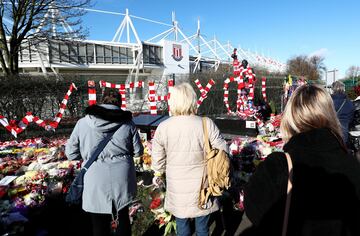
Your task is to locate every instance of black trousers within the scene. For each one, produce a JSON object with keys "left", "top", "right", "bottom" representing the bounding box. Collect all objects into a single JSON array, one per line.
[{"left": 90, "top": 206, "right": 131, "bottom": 236}]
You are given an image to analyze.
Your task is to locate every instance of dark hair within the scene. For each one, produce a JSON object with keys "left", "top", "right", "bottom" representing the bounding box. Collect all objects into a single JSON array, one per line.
[
  {"left": 101, "top": 88, "right": 122, "bottom": 106},
  {"left": 332, "top": 81, "right": 345, "bottom": 94}
]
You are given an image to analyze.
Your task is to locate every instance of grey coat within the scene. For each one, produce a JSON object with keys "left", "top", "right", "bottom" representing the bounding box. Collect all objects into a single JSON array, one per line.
[{"left": 65, "top": 104, "right": 143, "bottom": 214}]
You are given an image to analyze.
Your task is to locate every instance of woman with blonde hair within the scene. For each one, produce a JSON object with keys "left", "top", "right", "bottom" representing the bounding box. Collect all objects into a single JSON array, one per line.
[
  {"left": 242, "top": 84, "right": 360, "bottom": 236},
  {"left": 151, "top": 82, "right": 228, "bottom": 236}
]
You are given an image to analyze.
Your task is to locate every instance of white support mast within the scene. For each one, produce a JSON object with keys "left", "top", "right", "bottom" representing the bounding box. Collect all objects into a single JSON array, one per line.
[
  {"left": 32, "top": 2, "right": 77, "bottom": 76},
  {"left": 112, "top": 9, "right": 141, "bottom": 45}
]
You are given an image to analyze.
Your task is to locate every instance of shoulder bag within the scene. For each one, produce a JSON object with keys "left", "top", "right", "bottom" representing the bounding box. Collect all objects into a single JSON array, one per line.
[
  {"left": 65, "top": 130, "right": 118, "bottom": 204},
  {"left": 198, "top": 117, "right": 230, "bottom": 209}
]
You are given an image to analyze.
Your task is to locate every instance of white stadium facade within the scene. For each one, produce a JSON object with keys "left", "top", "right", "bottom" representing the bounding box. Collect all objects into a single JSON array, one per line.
[{"left": 12, "top": 7, "right": 285, "bottom": 82}]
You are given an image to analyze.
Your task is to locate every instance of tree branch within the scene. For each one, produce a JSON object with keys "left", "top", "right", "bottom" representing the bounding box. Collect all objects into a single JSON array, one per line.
[
  {"left": 0, "top": 11, "right": 10, "bottom": 64},
  {"left": 0, "top": 0, "right": 91, "bottom": 75},
  {"left": 0, "top": 49, "right": 9, "bottom": 75}
]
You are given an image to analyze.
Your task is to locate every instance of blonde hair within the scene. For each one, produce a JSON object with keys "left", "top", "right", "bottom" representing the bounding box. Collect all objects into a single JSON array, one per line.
[
  {"left": 280, "top": 84, "right": 344, "bottom": 144},
  {"left": 168, "top": 82, "right": 197, "bottom": 116}
]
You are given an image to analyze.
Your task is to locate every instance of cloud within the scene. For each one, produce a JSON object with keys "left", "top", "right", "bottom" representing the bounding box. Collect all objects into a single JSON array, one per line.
[{"left": 308, "top": 48, "right": 329, "bottom": 58}]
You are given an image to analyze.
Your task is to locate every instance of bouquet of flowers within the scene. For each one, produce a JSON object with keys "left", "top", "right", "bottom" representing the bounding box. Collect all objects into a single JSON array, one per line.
[
  {"left": 148, "top": 187, "right": 176, "bottom": 236},
  {"left": 142, "top": 140, "right": 152, "bottom": 171},
  {"left": 0, "top": 157, "right": 22, "bottom": 175},
  {"left": 228, "top": 135, "right": 282, "bottom": 211}
]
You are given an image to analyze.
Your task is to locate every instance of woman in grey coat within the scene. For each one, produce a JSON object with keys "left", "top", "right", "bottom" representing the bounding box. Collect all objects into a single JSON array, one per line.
[{"left": 65, "top": 89, "right": 143, "bottom": 236}]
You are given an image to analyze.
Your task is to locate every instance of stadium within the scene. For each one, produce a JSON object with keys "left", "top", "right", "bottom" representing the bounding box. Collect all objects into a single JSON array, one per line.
[{"left": 15, "top": 7, "right": 286, "bottom": 81}]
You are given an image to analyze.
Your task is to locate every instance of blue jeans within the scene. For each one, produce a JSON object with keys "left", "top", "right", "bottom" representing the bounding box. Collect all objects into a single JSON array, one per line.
[{"left": 175, "top": 214, "right": 210, "bottom": 236}]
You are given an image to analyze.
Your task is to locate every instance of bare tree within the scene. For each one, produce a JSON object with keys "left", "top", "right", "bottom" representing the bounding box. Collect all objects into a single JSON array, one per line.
[
  {"left": 346, "top": 65, "right": 360, "bottom": 79},
  {"left": 286, "top": 55, "right": 326, "bottom": 81},
  {"left": 309, "top": 55, "right": 326, "bottom": 79},
  {"left": 0, "top": 0, "right": 91, "bottom": 76}
]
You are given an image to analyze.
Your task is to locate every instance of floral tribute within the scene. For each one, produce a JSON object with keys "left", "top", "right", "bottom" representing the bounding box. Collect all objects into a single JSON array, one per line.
[
  {"left": 148, "top": 187, "right": 176, "bottom": 236},
  {"left": 0, "top": 137, "right": 81, "bottom": 234},
  {"left": 228, "top": 116, "right": 284, "bottom": 210}
]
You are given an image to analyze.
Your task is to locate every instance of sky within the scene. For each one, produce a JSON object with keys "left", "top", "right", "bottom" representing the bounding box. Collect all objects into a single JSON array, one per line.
[{"left": 81, "top": 0, "right": 360, "bottom": 81}]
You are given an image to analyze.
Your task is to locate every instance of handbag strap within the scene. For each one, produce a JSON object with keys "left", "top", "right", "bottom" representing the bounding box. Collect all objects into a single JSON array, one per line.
[
  {"left": 202, "top": 117, "right": 211, "bottom": 154},
  {"left": 336, "top": 99, "right": 346, "bottom": 114},
  {"left": 82, "top": 129, "right": 118, "bottom": 171},
  {"left": 282, "top": 152, "right": 293, "bottom": 236},
  {"left": 198, "top": 117, "right": 210, "bottom": 208}
]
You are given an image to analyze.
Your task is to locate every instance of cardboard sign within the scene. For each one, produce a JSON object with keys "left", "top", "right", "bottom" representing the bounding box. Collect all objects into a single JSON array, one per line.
[
  {"left": 245, "top": 121, "right": 256, "bottom": 129},
  {"left": 0, "top": 176, "right": 17, "bottom": 186}
]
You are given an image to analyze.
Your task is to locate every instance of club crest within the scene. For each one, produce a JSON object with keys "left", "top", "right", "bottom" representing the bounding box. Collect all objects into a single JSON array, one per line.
[{"left": 172, "top": 44, "right": 183, "bottom": 61}]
